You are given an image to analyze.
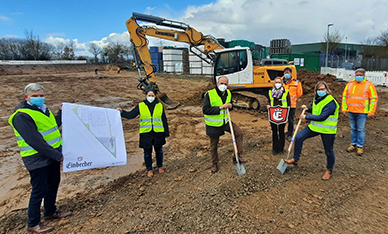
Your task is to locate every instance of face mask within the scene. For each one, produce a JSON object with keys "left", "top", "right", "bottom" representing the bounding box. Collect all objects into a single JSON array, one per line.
[
  {"left": 317, "top": 90, "right": 327, "bottom": 97},
  {"left": 30, "top": 97, "right": 45, "bottom": 107},
  {"left": 147, "top": 96, "right": 155, "bottom": 103},
  {"left": 274, "top": 83, "right": 282, "bottom": 89},
  {"left": 218, "top": 84, "right": 227, "bottom": 92},
  {"left": 284, "top": 73, "right": 291, "bottom": 79},
  {"left": 355, "top": 76, "right": 364, "bottom": 82}
]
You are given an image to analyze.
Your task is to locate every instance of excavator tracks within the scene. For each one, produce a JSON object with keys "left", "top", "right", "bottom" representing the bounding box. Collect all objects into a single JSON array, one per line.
[{"left": 231, "top": 91, "right": 269, "bottom": 112}]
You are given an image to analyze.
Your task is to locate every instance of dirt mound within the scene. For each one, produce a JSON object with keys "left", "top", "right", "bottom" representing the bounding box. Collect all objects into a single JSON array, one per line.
[
  {"left": 182, "top": 81, "right": 215, "bottom": 106},
  {"left": 296, "top": 68, "right": 346, "bottom": 106}
]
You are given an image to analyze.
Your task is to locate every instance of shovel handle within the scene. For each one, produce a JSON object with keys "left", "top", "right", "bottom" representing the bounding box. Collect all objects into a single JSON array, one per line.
[
  {"left": 227, "top": 109, "right": 239, "bottom": 162},
  {"left": 285, "top": 109, "right": 306, "bottom": 159}
]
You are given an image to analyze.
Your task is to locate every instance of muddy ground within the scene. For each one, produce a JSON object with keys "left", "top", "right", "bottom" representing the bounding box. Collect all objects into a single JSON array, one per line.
[{"left": 0, "top": 65, "right": 387, "bottom": 233}]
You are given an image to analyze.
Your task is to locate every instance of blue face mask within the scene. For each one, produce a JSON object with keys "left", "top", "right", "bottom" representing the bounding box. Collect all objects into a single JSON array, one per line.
[
  {"left": 30, "top": 97, "right": 45, "bottom": 107},
  {"left": 355, "top": 76, "right": 364, "bottom": 82},
  {"left": 284, "top": 73, "right": 291, "bottom": 79},
  {"left": 317, "top": 90, "right": 327, "bottom": 97}
]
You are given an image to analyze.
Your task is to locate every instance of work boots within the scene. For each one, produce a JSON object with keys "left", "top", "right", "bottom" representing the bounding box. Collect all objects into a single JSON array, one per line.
[
  {"left": 356, "top": 147, "right": 363, "bottom": 156},
  {"left": 346, "top": 145, "right": 356, "bottom": 152},
  {"left": 27, "top": 223, "right": 54, "bottom": 233}
]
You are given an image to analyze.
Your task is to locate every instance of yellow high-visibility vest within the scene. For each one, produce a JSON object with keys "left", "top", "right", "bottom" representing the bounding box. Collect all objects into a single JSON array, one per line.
[
  {"left": 8, "top": 108, "right": 62, "bottom": 157},
  {"left": 308, "top": 95, "right": 339, "bottom": 134},
  {"left": 138, "top": 102, "right": 164, "bottom": 133},
  {"left": 204, "top": 89, "right": 231, "bottom": 127},
  {"left": 269, "top": 89, "right": 289, "bottom": 107}
]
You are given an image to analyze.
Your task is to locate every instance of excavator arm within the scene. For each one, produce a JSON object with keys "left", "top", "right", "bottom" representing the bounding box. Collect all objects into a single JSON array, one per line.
[{"left": 126, "top": 12, "right": 224, "bottom": 109}]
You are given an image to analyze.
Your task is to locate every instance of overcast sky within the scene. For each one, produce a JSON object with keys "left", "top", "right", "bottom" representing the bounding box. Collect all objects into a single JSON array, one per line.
[{"left": 1, "top": 0, "right": 388, "bottom": 56}]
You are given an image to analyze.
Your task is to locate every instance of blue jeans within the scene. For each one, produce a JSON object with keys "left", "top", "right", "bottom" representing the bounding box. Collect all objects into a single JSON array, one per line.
[
  {"left": 293, "top": 127, "right": 336, "bottom": 170},
  {"left": 28, "top": 162, "right": 60, "bottom": 227},
  {"left": 143, "top": 146, "right": 163, "bottom": 171},
  {"left": 348, "top": 112, "right": 367, "bottom": 148}
]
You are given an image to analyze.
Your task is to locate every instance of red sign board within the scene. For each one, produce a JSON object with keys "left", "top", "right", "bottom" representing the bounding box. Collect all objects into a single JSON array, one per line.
[{"left": 268, "top": 106, "right": 290, "bottom": 125}]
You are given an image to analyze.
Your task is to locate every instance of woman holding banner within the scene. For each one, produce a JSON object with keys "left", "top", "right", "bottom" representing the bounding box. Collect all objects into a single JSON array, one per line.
[
  {"left": 117, "top": 88, "right": 169, "bottom": 177},
  {"left": 267, "top": 77, "right": 291, "bottom": 155}
]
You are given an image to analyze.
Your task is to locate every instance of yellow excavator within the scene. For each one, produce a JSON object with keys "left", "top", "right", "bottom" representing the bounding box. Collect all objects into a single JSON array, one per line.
[{"left": 126, "top": 12, "right": 297, "bottom": 110}]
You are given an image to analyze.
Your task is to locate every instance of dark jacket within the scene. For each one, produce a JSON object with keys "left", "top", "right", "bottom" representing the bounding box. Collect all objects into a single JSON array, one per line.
[
  {"left": 11, "top": 101, "right": 63, "bottom": 171},
  {"left": 202, "top": 88, "right": 233, "bottom": 138},
  {"left": 121, "top": 98, "right": 169, "bottom": 149},
  {"left": 305, "top": 94, "right": 337, "bottom": 121}
]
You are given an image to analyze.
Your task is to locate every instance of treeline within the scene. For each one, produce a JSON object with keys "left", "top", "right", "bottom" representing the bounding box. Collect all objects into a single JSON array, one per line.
[{"left": 0, "top": 30, "right": 133, "bottom": 63}]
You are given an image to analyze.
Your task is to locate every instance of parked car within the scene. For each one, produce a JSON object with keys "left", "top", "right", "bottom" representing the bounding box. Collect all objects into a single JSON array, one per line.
[{"left": 338, "top": 62, "right": 354, "bottom": 70}]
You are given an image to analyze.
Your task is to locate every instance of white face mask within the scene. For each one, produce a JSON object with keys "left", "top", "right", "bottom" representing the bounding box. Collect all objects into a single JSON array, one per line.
[
  {"left": 274, "top": 83, "right": 282, "bottom": 89},
  {"left": 147, "top": 96, "right": 155, "bottom": 103},
  {"left": 218, "top": 84, "right": 227, "bottom": 92}
]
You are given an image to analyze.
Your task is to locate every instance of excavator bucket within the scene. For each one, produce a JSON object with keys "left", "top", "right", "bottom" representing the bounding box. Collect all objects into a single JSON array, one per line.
[{"left": 157, "top": 92, "right": 180, "bottom": 110}]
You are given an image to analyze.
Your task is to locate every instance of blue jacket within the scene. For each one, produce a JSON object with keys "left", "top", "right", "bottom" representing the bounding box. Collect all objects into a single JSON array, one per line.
[{"left": 11, "top": 101, "right": 63, "bottom": 171}]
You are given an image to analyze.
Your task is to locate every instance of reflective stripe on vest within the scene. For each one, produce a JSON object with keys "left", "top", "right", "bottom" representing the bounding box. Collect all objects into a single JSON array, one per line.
[
  {"left": 308, "top": 95, "right": 339, "bottom": 134},
  {"left": 269, "top": 89, "right": 289, "bottom": 107},
  {"left": 8, "top": 108, "right": 62, "bottom": 157},
  {"left": 343, "top": 80, "right": 377, "bottom": 113},
  {"left": 204, "top": 89, "right": 231, "bottom": 127},
  {"left": 138, "top": 102, "right": 164, "bottom": 133}
]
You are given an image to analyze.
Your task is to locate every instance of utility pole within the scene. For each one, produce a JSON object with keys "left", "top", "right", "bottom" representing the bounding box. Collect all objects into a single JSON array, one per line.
[{"left": 325, "top": 23, "right": 333, "bottom": 67}]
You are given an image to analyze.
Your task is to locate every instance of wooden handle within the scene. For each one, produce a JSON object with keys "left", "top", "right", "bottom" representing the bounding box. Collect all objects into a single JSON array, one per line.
[
  {"left": 227, "top": 109, "right": 239, "bottom": 160},
  {"left": 286, "top": 109, "right": 306, "bottom": 158}
]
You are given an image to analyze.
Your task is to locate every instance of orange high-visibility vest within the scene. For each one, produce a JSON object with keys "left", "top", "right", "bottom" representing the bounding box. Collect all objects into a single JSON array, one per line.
[
  {"left": 342, "top": 80, "right": 378, "bottom": 115},
  {"left": 282, "top": 75, "right": 303, "bottom": 108}
]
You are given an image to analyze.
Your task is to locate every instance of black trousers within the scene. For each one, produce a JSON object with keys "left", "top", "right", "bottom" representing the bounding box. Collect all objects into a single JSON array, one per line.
[
  {"left": 287, "top": 108, "right": 296, "bottom": 137},
  {"left": 271, "top": 122, "right": 286, "bottom": 153},
  {"left": 28, "top": 161, "right": 60, "bottom": 227}
]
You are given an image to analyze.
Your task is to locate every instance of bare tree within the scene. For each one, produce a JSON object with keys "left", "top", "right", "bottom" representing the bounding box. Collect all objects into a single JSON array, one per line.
[
  {"left": 62, "top": 46, "right": 75, "bottom": 60},
  {"left": 322, "top": 29, "right": 344, "bottom": 55},
  {"left": 377, "top": 29, "right": 388, "bottom": 46},
  {"left": 23, "top": 30, "right": 52, "bottom": 60},
  {"left": 101, "top": 43, "right": 131, "bottom": 63},
  {"left": 88, "top": 42, "right": 102, "bottom": 63}
]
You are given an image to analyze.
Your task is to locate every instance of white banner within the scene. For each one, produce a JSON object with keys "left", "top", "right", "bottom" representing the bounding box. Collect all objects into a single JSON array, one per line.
[{"left": 62, "top": 103, "right": 127, "bottom": 173}]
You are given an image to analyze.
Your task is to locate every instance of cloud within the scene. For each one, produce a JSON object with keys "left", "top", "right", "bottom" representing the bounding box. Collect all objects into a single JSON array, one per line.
[
  {"left": 175, "top": 0, "right": 388, "bottom": 46},
  {"left": 46, "top": 33, "right": 66, "bottom": 37},
  {"left": 1, "top": 34, "right": 20, "bottom": 38},
  {"left": 41, "top": 0, "right": 388, "bottom": 58},
  {"left": 0, "top": 15, "right": 11, "bottom": 23}
]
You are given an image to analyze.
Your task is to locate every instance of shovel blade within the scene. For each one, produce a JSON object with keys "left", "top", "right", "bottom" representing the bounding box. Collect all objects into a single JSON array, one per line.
[
  {"left": 235, "top": 163, "right": 246, "bottom": 175},
  {"left": 277, "top": 159, "right": 288, "bottom": 174}
]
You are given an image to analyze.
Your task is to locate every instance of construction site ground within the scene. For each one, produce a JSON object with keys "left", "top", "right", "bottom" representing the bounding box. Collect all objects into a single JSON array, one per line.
[{"left": 0, "top": 65, "right": 387, "bottom": 233}]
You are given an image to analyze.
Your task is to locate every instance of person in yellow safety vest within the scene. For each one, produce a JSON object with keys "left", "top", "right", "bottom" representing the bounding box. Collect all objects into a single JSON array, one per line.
[
  {"left": 203, "top": 76, "right": 247, "bottom": 173},
  {"left": 282, "top": 67, "right": 303, "bottom": 139},
  {"left": 8, "top": 83, "right": 72, "bottom": 233},
  {"left": 117, "top": 88, "right": 169, "bottom": 177},
  {"left": 342, "top": 68, "right": 378, "bottom": 156},
  {"left": 285, "top": 81, "right": 339, "bottom": 180},
  {"left": 266, "top": 77, "right": 291, "bottom": 155}
]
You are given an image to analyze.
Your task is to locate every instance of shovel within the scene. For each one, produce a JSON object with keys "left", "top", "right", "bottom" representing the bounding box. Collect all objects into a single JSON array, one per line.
[
  {"left": 227, "top": 109, "right": 246, "bottom": 176},
  {"left": 277, "top": 109, "right": 306, "bottom": 174}
]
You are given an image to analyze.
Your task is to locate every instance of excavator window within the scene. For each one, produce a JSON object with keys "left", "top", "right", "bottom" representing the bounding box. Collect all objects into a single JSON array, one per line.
[{"left": 215, "top": 50, "right": 248, "bottom": 76}]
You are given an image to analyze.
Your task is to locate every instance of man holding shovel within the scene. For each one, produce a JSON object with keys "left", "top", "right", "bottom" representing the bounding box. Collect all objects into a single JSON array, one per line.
[
  {"left": 203, "top": 76, "right": 247, "bottom": 173},
  {"left": 285, "top": 81, "right": 339, "bottom": 180}
]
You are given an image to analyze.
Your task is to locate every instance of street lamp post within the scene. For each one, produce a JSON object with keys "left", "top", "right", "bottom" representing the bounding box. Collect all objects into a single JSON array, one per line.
[
  {"left": 345, "top": 36, "right": 348, "bottom": 62},
  {"left": 325, "top": 23, "right": 334, "bottom": 67}
]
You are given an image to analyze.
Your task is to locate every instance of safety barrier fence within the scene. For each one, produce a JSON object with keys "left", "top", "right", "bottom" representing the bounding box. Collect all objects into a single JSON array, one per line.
[{"left": 321, "top": 67, "right": 388, "bottom": 86}]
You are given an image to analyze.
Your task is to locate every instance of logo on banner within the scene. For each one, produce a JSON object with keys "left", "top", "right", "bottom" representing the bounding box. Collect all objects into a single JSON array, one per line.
[{"left": 268, "top": 106, "right": 290, "bottom": 125}]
